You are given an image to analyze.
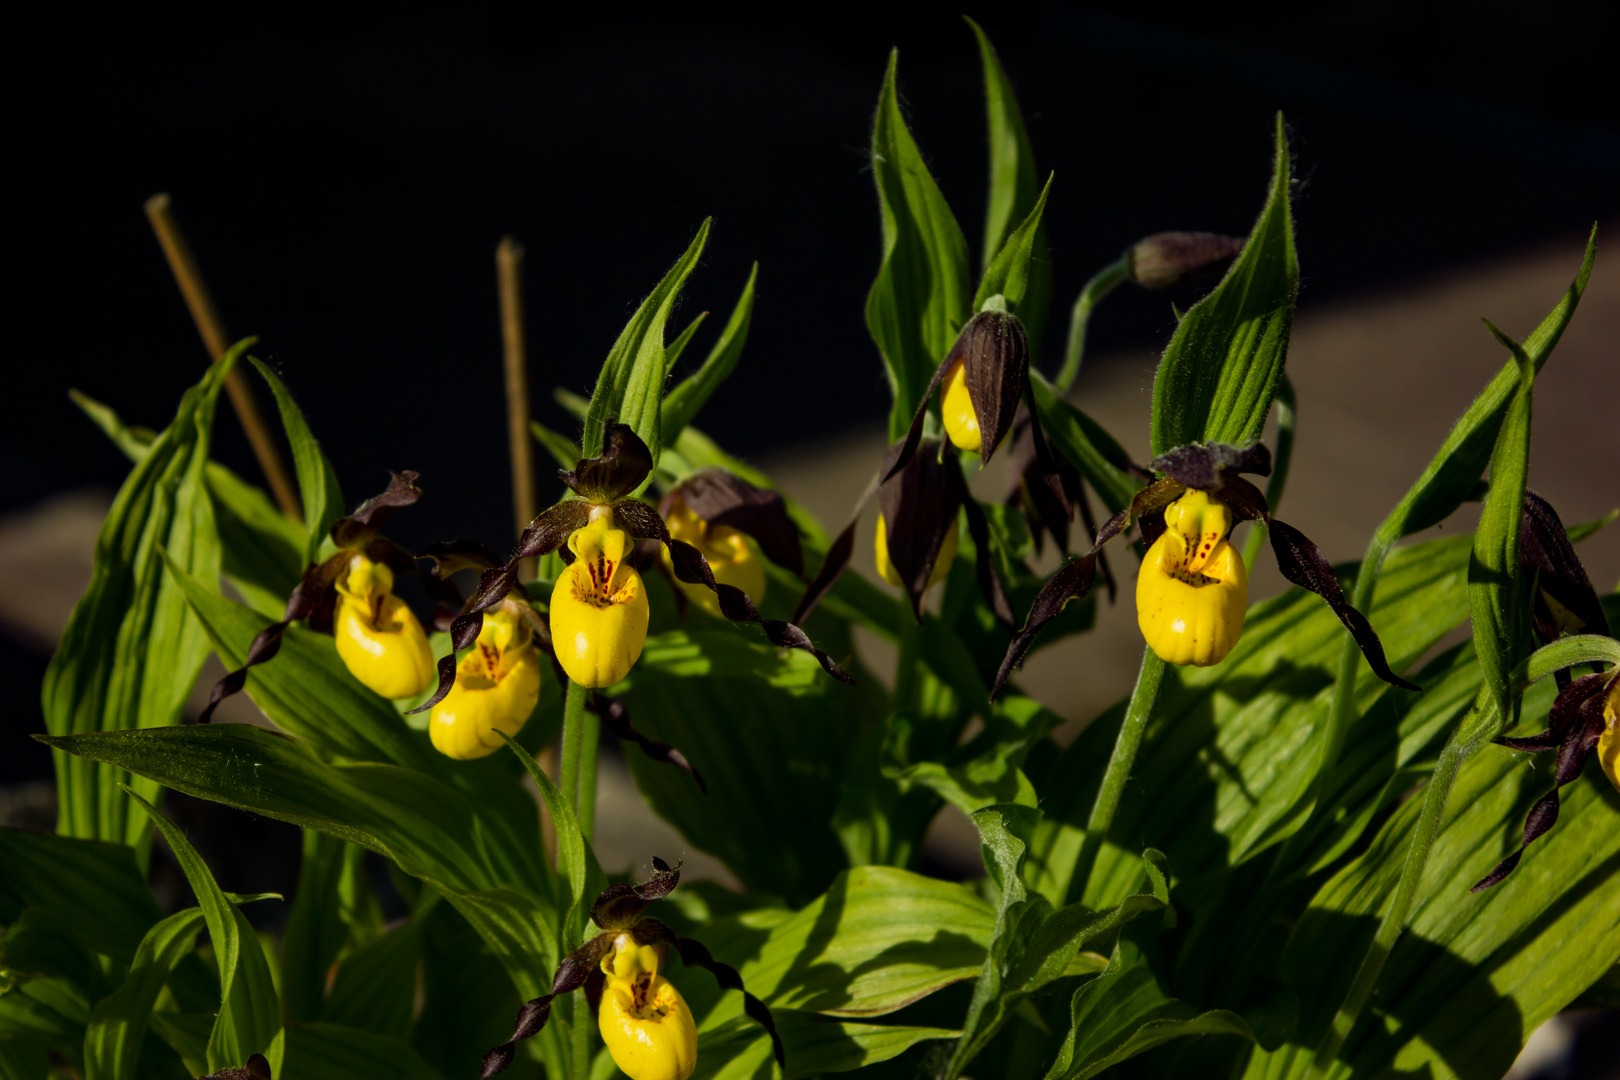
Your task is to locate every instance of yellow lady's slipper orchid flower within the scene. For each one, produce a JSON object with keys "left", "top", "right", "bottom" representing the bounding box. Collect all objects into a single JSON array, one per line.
[
  {"left": 1135, "top": 489, "right": 1248, "bottom": 667},
  {"left": 941, "top": 358, "right": 981, "bottom": 453},
  {"left": 429, "top": 603, "right": 541, "bottom": 760},
  {"left": 333, "top": 554, "right": 435, "bottom": 699},
  {"left": 874, "top": 513, "right": 958, "bottom": 592},
  {"left": 550, "top": 514, "right": 651, "bottom": 688},
  {"left": 1600, "top": 678, "right": 1620, "bottom": 795},
  {"left": 598, "top": 933, "right": 698, "bottom": 1080},
  {"left": 660, "top": 496, "right": 765, "bottom": 617}
]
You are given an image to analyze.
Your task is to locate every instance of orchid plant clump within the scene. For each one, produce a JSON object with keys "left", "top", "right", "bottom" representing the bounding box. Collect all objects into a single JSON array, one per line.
[{"left": 7, "top": 18, "right": 1617, "bottom": 1080}]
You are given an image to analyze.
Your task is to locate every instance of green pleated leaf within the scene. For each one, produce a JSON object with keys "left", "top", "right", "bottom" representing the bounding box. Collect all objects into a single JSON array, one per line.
[
  {"left": 618, "top": 629, "right": 878, "bottom": 904},
  {"left": 1467, "top": 328, "right": 1534, "bottom": 723},
  {"left": 1252, "top": 674, "right": 1619, "bottom": 1079},
  {"left": 0, "top": 829, "right": 163, "bottom": 966},
  {"left": 83, "top": 908, "right": 206, "bottom": 1080},
  {"left": 128, "top": 793, "right": 284, "bottom": 1077},
  {"left": 867, "top": 49, "right": 973, "bottom": 439},
  {"left": 248, "top": 359, "right": 345, "bottom": 565},
  {"left": 44, "top": 347, "right": 238, "bottom": 847},
  {"left": 583, "top": 220, "right": 712, "bottom": 468},
  {"left": 1150, "top": 115, "right": 1297, "bottom": 456},
  {"left": 37, "top": 725, "right": 557, "bottom": 1000},
  {"left": 693, "top": 1010, "right": 955, "bottom": 1080},
  {"left": 499, "top": 732, "right": 604, "bottom": 956},
  {"left": 974, "top": 175, "right": 1052, "bottom": 314},
  {"left": 281, "top": 1023, "right": 446, "bottom": 1080},
  {"left": 661, "top": 263, "right": 758, "bottom": 441},
  {"left": 1029, "top": 532, "right": 1475, "bottom": 911},
  {"left": 1045, "top": 935, "right": 1254, "bottom": 1080},
  {"left": 0, "top": 908, "right": 101, "bottom": 993},
  {"left": 279, "top": 831, "right": 369, "bottom": 1026},
  {"left": 968, "top": 16, "right": 1050, "bottom": 353},
  {"left": 1376, "top": 227, "right": 1595, "bottom": 543},
  {"left": 321, "top": 918, "right": 424, "bottom": 1041}
]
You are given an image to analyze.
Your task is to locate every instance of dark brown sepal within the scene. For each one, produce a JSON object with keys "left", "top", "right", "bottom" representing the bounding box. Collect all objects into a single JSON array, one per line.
[
  {"left": 1126, "top": 232, "right": 1246, "bottom": 289},
  {"left": 192, "top": 552, "right": 348, "bottom": 723},
  {"left": 608, "top": 500, "right": 670, "bottom": 545},
  {"left": 330, "top": 470, "right": 422, "bottom": 549},
  {"left": 1094, "top": 477, "right": 1186, "bottom": 549},
  {"left": 665, "top": 538, "right": 854, "bottom": 684},
  {"left": 559, "top": 422, "right": 654, "bottom": 502},
  {"left": 480, "top": 932, "right": 615, "bottom": 1077},
  {"left": 879, "top": 438, "right": 965, "bottom": 622},
  {"left": 514, "top": 501, "right": 593, "bottom": 561},
  {"left": 591, "top": 857, "right": 683, "bottom": 930},
  {"left": 1472, "top": 670, "right": 1614, "bottom": 892},
  {"left": 1150, "top": 441, "right": 1272, "bottom": 492},
  {"left": 1519, "top": 491, "right": 1610, "bottom": 643},
  {"left": 198, "top": 1053, "right": 271, "bottom": 1080},
  {"left": 961, "top": 496, "right": 1016, "bottom": 631},
  {"left": 670, "top": 469, "right": 805, "bottom": 576},
  {"left": 592, "top": 694, "right": 707, "bottom": 794},
  {"left": 1267, "top": 519, "right": 1419, "bottom": 691},
  {"left": 991, "top": 553, "right": 1099, "bottom": 700},
  {"left": 885, "top": 336, "right": 965, "bottom": 484},
  {"left": 632, "top": 918, "right": 786, "bottom": 1070},
  {"left": 961, "top": 309, "right": 1030, "bottom": 466}
]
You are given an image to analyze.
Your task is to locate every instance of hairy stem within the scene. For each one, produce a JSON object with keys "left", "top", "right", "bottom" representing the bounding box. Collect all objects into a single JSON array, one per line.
[
  {"left": 559, "top": 678, "right": 598, "bottom": 842},
  {"left": 1054, "top": 256, "right": 1129, "bottom": 393},
  {"left": 1076, "top": 647, "right": 1166, "bottom": 899}
]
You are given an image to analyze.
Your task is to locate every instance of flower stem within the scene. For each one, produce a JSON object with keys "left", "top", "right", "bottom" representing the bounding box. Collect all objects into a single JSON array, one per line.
[
  {"left": 893, "top": 600, "right": 923, "bottom": 715},
  {"left": 1075, "top": 646, "right": 1166, "bottom": 899},
  {"left": 1306, "top": 685, "right": 1495, "bottom": 1077},
  {"left": 559, "top": 677, "right": 598, "bottom": 842},
  {"left": 1054, "top": 256, "right": 1129, "bottom": 393}
]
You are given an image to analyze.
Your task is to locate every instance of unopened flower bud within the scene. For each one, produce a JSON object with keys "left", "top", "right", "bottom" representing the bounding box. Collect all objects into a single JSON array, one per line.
[
  {"left": 550, "top": 515, "right": 651, "bottom": 688},
  {"left": 660, "top": 496, "right": 766, "bottom": 617},
  {"left": 941, "top": 357, "right": 981, "bottom": 453},
  {"left": 940, "top": 309, "right": 1028, "bottom": 461},
  {"left": 333, "top": 554, "right": 435, "bottom": 700},
  {"left": 875, "top": 513, "right": 957, "bottom": 592},
  {"left": 1600, "top": 678, "right": 1619, "bottom": 795},
  {"left": 429, "top": 603, "right": 541, "bottom": 760},
  {"left": 1126, "top": 232, "right": 1245, "bottom": 290},
  {"left": 598, "top": 932, "right": 698, "bottom": 1080},
  {"left": 1136, "top": 490, "right": 1247, "bottom": 666}
]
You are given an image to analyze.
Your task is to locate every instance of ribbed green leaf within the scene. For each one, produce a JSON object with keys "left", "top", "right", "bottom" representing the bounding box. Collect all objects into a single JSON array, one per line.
[
  {"left": 321, "top": 918, "right": 424, "bottom": 1041},
  {"left": 1467, "top": 328, "right": 1534, "bottom": 723},
  {"left": 867, "top": 49, "right": 973, "bottom": 439},
  {"left": 974, "top": 175, "right": 1052, "bottom": 314},
  {"left": 44, "top": 346, "right": 238, "bottom": 847},
  {"left": 282, "top": 1023, "right": 446, "bottom": 1080},
  {"left": 583, "top": 220, "right": 711, "bottom": 468},
  {"left": 694, "top": 1010, "right": 955, "bottom": 1080},
  {"left": 1250, "top": 675, "right": 1619, "bottom": 1079},
  {"left": 0, "top": 829, "right": 161, "bottom": 966},
  {"left": 0, "top": 908, "right": 101, "bottom": 993},
  {"left": 968, "top": 16, "right": 1050, "bottom": 354},
  {"left": 499, "top": 733, "right": 604, "bottom": 956},
  {"left": 661, "top": 263, "right": 758, "bottom": 441},
  {"left": 279, "top": 831, "right": 369, "bottom": 1025},
  {"left": 248, "top": 359, "right": 345, "bottom": 565},
  {"left": 1151, "top": 115, "right": 1297, "bottom": 455},
  {"left": 129, "top": 793, "right": 284, "bottom": 1076},
  {"left": 83, "top": 908, "right": 206, "bottom": 1080},
  {"left": 38, "top": 725, "right": 557, "bottom": 1000},
  {"left": 618, "top": 629, "right": 874, "bottom": 904}
]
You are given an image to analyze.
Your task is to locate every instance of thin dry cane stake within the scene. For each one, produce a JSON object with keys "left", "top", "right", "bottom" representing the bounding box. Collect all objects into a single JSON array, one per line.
[{"left": 144, "top": 193, "right": 303, "bottom": 520}]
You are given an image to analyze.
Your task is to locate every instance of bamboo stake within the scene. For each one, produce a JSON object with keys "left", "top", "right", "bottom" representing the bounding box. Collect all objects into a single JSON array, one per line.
[
  {"left": 144, "top": 194, "right": 302, "bottom": 519},
  {"left": 497, "top": 236, "right": 557, "bottom": 858}
]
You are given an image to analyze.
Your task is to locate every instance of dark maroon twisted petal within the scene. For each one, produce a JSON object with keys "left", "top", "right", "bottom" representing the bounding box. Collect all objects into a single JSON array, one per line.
[
  {"left": 633, "top": 918, "right": 785, "bottom": 1069},
  {"left": 593, "top": 694, "right": 707, "bottom": 794}
]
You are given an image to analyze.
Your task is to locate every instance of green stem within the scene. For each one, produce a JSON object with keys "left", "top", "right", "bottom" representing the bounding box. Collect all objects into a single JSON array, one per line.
[
  {"left": 1055, "top": 257, "right": 1129, "bottom": 393},
  {"left": 894, "top": 601, "right": 923, "bottom": 716},
  {"left": 1075, "top": 647, "right": 1166, "bottom": 899},
  {"left": 1307, "top": 687, "right": 1495, "bottom": 1077},
  {"left": 559, "top": 678, "right": 598, "bottom": 842}
]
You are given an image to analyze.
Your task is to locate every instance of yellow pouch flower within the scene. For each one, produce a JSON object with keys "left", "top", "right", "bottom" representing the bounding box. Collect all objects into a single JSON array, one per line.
[
  {"left": 333, "top": 555, "right": 435, "bottom": 699},
  {"left": 941, "top": 357, "right": 982, "bottom": 453},
  {"left": 660, "top": 497, "right": 765, "bottom": 617},
  {"left": 550, "top": 514, "right": 651, "bottom": 688},
  {"left": 1600, "top": 678, "right": 1619, "bottom": 796},
  {"left": 429, "top": 604, "right": 541, "bottom": 760},
  {"left": 874, "top": 512, "right": 957, "bottom": 592},
  {"left": 597, "top": 934, "right": 698, "bottom": 1080},
  {"left": 1136, "top": 490, "right": 1248, "bottom": 667}
]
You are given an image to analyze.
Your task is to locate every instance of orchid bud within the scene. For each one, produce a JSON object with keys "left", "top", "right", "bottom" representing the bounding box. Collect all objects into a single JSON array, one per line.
[
  {"left": 597, "top": 932, "right": 698, "bottom": 1080},
  {"left": 550, "top": 514, "right": 651, "bottom": 688},
  {"left": 660, "top": 495, "right": 766, "bottom": 618},
  {"left": 1136, "top": 489, "right": 1248, "bottom": 666},
  {"left": 940, "top": 309, "right": 1028, "bottom": 461},
  {"left": 1125, "top": 232, "right": 1245, "bottom": 289},
  {"left": 875, "top": 512, "right": 957, "bottom": 592},
  {"left": 429, "top": 603, "right": 541, "bottom": 760},
  {"left": 333, "top": 554, "right": 435, "bottom": 700}
]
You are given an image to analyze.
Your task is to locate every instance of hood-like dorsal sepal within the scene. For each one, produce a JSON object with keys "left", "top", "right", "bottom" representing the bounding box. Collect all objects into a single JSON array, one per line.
[
  {"left": 1150, "top": 441, "right": 1271, "bottom": 492},
  {"left": 560, "top": 422, "right": 654, "bottom": 502},
  {"left": 1519, "top": 490, "right": 1610, "bottom": 645},
  {"left": 671, "top": 469, "right": 804, "bottom": 576},
  {"left": 331, "top": 469, "right": 423, "bottom": 549}
]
